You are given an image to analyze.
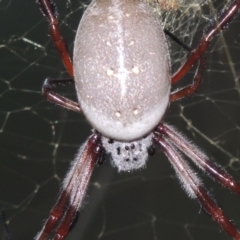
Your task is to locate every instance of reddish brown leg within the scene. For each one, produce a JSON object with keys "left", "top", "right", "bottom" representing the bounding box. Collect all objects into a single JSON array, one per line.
[
  {"left": 35, "top": 133, "right": 103, "bottom": 240},
  {"left": 43, "top": 78, "right": 81, "bottom": 113},
  {"left": 170, "top": 57, "right": 206, "bottom": 102},
  {"left": 171, "top": 0, "right": 240, "bottom": 100},
  {"left": 37, "top": 0, "right": 73, "bottom": 77},
  {"left": 196, "top": 186, "right": 240, "bottom": 240},
  {"left": 157, "top": 123, "right": 240, "bottom": 194},
  {"left": 37, "top": 0, "right": 79, "bottom": 110},
  {"left": 153, "top": 131, "right": 240, "bottom": 240}
]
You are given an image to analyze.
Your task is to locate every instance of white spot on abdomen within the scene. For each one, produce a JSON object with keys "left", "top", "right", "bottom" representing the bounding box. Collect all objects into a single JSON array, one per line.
[
  {"left": 107, "top": 68, "right": 114, "bottom": 76},
  {"left": 115, "top": 111, "right": 121, "bottom": 118},
  {"left": 132, "top": 66, "right": 140, "bottom": 74}
]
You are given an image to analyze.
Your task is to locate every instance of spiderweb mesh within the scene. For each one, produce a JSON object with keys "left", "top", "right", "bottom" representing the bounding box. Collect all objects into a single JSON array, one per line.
[{"left": 0, "top": 0, "right": 240, "bottom": 239}]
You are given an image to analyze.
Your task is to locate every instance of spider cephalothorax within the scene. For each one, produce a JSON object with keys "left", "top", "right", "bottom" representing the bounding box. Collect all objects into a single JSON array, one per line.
[{"left": 101, "top": 133, "right": 154, "bottom": 171}]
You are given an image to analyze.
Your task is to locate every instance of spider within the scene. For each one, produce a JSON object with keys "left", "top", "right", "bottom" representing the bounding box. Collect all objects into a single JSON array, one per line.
[{"left": 35, "top": 0, "right": 240, "bottom": 239}]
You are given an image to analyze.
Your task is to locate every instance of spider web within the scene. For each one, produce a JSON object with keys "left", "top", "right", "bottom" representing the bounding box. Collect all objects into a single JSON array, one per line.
[{"left": 0, "top": 0, "right": 240, "bottom": 239}]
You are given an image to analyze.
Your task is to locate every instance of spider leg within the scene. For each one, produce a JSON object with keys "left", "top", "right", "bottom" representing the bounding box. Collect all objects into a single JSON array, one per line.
[
  {"left": 163, "top": 29, "right": 207, "bottom": 102},
  {"left": 164, "top": 28, "right": 192, "bottom": 52},
  {"left": 37, "top": 0, "right": 73, "bottom": 76},
  {"left": 172, "top": 0, "right": 240, "bottom": 83},
  {"left": 170, "top": 0, "right": 240, "bottom": 99},
  {"left": 35, "top": 132, "right": 103, "bottom": 240},
  {"left": 153, "top": 132, "right": 240, "bottom": 240},
  {"left": 37, "top": 0, "right": 82, "bottom": 112},
  {"left": 42, "top": 78, "right": 81, "bottom": 113},
  {"left": 170, "top": 57, "right": 206, "bottom": 102},
  {"left": 156, "top": 123, "right": 240, "bottom": 194}
]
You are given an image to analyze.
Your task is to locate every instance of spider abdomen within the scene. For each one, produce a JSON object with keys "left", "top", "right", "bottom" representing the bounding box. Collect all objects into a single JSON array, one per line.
[{"left": 73, "top": 0, "right": 171, "bottom": 141}]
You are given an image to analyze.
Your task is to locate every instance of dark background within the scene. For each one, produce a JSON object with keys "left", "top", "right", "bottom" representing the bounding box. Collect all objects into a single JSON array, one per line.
[{"left": 0, "top": 0, "right": 240, "bottom": 239}]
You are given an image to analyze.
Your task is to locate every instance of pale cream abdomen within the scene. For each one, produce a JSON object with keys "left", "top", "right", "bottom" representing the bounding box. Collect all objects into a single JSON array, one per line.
[{"left": 73, "top": 0, "right": 171, "bottom": 141}]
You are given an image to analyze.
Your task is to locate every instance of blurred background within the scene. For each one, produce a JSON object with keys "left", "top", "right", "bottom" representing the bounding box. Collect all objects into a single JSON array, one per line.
[{"left": 0, "top": 0, "right": 240, "bottom": 239}]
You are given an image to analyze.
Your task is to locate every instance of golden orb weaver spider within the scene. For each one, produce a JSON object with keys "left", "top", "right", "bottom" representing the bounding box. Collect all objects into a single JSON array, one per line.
[{"left": 35, "top": 0, "right": 240, "bottom": 239}]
